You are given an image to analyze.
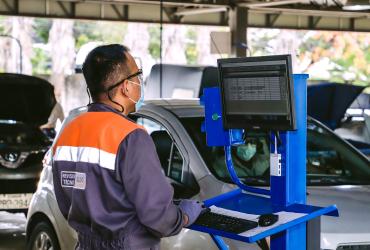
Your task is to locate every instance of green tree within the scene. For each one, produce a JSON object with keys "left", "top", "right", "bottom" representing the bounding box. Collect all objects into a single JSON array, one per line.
[
  {"left": 0, "top": 16, "right": 5, "bottom": 34},
  {"left": 74, "top": 21, "right": 127, "bottom": 49},
  {"left": 148, "top": 25, "right": 160, "bottom": 60},
  {"left": 185, "top": 27, "right": 198, "bottom": 65},
  {"left": 74, "top": 21, "right": 103, "bottom": 49},
  {"left": 299, "top": 32, "right": 370, "bottom": 85},
  {"left": 31, "top": 47, "right": 51, "bottom": 75},
  {"left": 31, "top": 18, "right": 52, "bottom": 75},
  {"left": 33, "top": 18, "right": 51, "bottom": 43}
]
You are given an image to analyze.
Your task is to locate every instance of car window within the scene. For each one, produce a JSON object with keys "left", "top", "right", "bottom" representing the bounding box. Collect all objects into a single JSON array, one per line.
[
  {"left": 135, "top": 116, "right": 200, "bottom": 198},
  {"left": 180, "top": 117, "right": 370, "bottom": 186},
  {"left": 306, "top": 119, "right": 370, "bottom": 185},
  {"left": 136, "top": 117, "right": 185, "bottom": 183}
]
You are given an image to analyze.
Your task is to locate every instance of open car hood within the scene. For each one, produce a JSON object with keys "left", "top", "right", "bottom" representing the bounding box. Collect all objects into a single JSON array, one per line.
[
  {"left": 0, "top": 73, "right": 56, "bottom": 125},
  {"left": 307, "top": 83, "right": 365, "bottom": 129}
]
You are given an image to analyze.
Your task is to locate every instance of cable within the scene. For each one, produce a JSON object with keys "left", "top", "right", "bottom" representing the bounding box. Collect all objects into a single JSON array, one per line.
[
  {"left": 225, "top": 146, "right": 270, "bottom": 196},
  {"left": 86, "top": 87, "right": 92, "bottom": 105},
  {"left": 210, "top": 32, "right": 223, "bottom": 59},
  {"left": 159, "top": 0, "right": 163, "bottom": 98},
  {"left": 273, "top": 131, "right": 282, "bottom": 146},
  {"left": 234, "top": 43, "right": 252, "bottom": 56}
]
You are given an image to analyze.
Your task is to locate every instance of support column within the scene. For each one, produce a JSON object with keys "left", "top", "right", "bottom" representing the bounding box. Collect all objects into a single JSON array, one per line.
[
  {"left": 270, "top": 74, "right": 308, "bottom": 250},
  {"left": 228, "top": 7, "right": 248, "bottom": 57}
]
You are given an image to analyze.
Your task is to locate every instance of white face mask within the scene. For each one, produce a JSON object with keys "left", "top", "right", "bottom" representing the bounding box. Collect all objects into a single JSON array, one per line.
[
  {"left": 127, "top": 77, "right": 144, "bottom": 111},
  {"left": 236, "top": 143, "right": 257, "bottom": 162}
]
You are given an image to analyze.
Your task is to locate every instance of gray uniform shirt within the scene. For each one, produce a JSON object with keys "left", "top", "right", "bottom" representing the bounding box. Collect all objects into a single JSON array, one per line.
[{"left": 52, "top": 103, "right": 184, "bottom": 249}]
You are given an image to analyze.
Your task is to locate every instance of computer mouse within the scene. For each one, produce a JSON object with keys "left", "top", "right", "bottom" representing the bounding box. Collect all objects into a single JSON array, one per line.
[{"left": 258, "top": 214, "right": 279, "bottom": 227}]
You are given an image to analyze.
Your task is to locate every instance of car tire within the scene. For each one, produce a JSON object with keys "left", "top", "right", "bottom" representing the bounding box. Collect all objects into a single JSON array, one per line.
[{"left": 27, "top": 221, "right": 60, "bottom": 250}]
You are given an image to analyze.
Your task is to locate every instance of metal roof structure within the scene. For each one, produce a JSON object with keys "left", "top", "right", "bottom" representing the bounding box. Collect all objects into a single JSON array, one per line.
[{"left": 0, "top": 0, "right": 369, "bottom": 32}]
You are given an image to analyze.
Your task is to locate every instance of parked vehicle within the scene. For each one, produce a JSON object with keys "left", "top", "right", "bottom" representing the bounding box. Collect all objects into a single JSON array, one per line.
[
  {"left": 307, "top": 82, "right": 370, "bottom": 157},
  {"left": 0, "top": 73, "right": 57, "bottom": 212},
  {"left": 26, "top": 99, "right": 370, "bottom": 250}
]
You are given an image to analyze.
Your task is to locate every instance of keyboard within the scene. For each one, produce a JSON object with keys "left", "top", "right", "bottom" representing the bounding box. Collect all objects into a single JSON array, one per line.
[{"left": 194, "top": 210, "right": 259, "bottom": 234}]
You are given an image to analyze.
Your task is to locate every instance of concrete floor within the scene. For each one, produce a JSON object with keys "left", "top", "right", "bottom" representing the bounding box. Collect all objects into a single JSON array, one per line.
[{"left": 0, "top": 212, "right": 26, "bottom": 250}]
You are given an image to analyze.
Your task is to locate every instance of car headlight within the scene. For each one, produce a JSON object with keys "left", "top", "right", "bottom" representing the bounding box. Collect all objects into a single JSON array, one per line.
[{"left": 0, "top": 151, "right": 30, "bottom": 169}]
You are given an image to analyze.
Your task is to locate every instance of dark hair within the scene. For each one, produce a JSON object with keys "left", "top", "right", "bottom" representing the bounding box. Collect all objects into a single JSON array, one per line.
[{"left": 82, "top": 44, "right": 130, "bottom": 100}]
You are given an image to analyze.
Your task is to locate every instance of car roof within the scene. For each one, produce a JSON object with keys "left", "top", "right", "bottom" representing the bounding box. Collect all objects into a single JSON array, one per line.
[
  {"left": 144, "top": 99, "right": 204, "bottom": 118},
  {"left": 144, "top": 98, "right": 320, "bottom": 122}
]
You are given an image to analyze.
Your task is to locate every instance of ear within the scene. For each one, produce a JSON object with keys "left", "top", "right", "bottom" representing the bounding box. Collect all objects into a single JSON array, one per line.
[{"left": 121, "top": 79, "right": 130, "bottom": 96}]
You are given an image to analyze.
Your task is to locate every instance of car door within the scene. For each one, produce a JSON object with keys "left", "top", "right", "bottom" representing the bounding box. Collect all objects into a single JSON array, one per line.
[
  {"left": 135, "top": 115, "right": 199, "bottom": 199},
  {"left": 133, "top": 115, "right": 223, "bottom": 250},
  {"left": 135, "top": 114, "right": 264, "bottom": 250}
]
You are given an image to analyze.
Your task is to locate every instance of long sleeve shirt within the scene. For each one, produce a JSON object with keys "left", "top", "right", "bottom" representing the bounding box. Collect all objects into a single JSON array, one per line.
[{"left": 52, "top": 103, "right": 184, "bottom": 249}]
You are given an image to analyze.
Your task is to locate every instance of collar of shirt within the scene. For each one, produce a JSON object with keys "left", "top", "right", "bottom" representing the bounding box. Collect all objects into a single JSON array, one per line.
[
  {"left": 87, "top": 102, "right": 121, "bottom": 114},
  {"left": 87, "top": 103, "right": 137, "bottom": 124}
]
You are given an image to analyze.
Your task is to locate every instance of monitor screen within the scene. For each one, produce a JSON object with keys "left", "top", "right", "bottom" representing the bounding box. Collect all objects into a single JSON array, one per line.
[{"left": 218, "top": 55, "right": 296, "bottom": 130}]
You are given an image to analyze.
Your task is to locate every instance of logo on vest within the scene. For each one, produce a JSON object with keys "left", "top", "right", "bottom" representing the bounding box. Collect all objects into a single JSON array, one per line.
[{"left": 61, "top": 171, "right": 86, "bottom": 190}]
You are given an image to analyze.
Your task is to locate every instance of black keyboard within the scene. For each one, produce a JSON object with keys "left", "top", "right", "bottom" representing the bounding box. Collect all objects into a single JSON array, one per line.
[{"left": 194, "top": 210, "right": 259, "bottom": 234}]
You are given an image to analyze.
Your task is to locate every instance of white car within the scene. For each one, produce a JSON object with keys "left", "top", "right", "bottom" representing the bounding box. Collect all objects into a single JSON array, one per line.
[{"left": 26, "top": 100, "right": 370, "bottom": 250}]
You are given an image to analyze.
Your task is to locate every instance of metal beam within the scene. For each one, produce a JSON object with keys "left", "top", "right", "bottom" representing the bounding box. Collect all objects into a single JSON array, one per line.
[
  {"left": 13, "top": 0, "right": 18, "bottom": 14},
  {"left": 266, "top": 13, "right": 280, "bottom": 27},
  {"left": 163, "top": 6, "right": 182, "bottom": 23},
  {"left": 0, "top": 0, "right": 369, "bottom": 32},
  {"left": 56, "top": 1, "right": 70, "bottom": 16},
  {"left": 250, "top": 6, "right": 370, "bottom": 18},
  {"left": 229, "top": 7, "right": 248, "bottom": 57},
  {"left": 111, "top": 4, "right": 124, "bottom": 19},
  {"left": 52, "top": 0, "right": 231, "bottom": 8},
  {"left": 349, "top": 17, "right": 355, "bottom": 30},
  {"left": 242, "top": 0, "right": 305, "bottom": 8},
  {"left": 123, "top": 4, "right": 129, "bottom": 19},
  {"left": 1, "top": 0, "right": 13, "bottom": 12},
  {"left": 174, "top": 6, "right": 227, "bottom": 16},
  {"left": 56, "top": 1, "right": 75, "bottom": 17},
  {"left": 308, "top": 16, "right": 321, "bottom": 28}
]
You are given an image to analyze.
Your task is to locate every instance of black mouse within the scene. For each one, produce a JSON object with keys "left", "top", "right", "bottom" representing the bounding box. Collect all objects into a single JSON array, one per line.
[{"left": 258, "top": 214, "right": 279, "bottom": 227}]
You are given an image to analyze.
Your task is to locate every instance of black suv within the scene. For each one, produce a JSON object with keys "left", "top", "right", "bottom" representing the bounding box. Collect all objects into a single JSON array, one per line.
[{"left": 0, "top": 73, "right": 56, "bottom": 211}]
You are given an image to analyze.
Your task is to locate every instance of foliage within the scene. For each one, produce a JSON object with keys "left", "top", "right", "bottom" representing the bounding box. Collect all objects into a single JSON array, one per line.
[
  {"left": 74, "top": 22, "right": 103, "bottom": 49},
  {"left": 299, "top": 32, "right": 370, "bottom": 85},
  {"left": 74, "top": 21, "right": 127, "bottom": 49},
  {"left": 249, "top": 29, "right": 280, "bottom": 56},
  {"left": 31, "top": 47, "right": 51, "bottom": 75},
  {"left": 148, "top": 25, "right": 160, "bottom": 60},
  {"left": 250, "top": 29, "right": 369, "bottom": 85},
  {"left": 0, "top": 16, "right": 5, "bottom": 34},
  {"left": 185, "top": 27, "right": 198, "bottom": 65},
  {"left": 33, "top": 19, "right": 51, "bottom": 43}
]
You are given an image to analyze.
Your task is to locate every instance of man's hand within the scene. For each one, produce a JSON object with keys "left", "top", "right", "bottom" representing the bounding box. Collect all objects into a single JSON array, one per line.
[
  {"left": 178, "top": 199, "right": 205, "bottom": 226},
  {"left": 183, "top": 214, "right": 189, "bottom": 226}
]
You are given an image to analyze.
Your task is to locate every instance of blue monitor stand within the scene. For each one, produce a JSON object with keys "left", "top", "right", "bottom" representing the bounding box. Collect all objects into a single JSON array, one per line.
[{"left": 191, "top": 74, "right": 339, "bottom": 250}]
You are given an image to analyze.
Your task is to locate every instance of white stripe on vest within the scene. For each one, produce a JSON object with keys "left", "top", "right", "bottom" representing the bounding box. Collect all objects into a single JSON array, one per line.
[{"left": 54, "top": 146, "right": 116, "bottom": 170}]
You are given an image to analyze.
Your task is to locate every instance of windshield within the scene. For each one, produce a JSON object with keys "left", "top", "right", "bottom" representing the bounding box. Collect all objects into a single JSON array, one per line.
[{"left": 180, "top": 117, "right": 370, "bottom": 186}]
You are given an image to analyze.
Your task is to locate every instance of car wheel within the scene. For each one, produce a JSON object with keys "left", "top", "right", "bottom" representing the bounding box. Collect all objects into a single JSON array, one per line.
[{"left": 27, "top": 221, "right": 60, "bottom": 250}]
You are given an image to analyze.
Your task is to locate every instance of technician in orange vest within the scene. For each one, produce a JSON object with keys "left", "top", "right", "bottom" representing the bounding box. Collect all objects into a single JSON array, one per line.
[{"left": 52, "top": 44, "right": 204, "bottom": 250}]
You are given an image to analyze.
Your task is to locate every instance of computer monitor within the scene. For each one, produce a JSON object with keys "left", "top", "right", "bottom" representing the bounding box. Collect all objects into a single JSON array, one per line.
[{"left": 218, "top": 55, "right": 296, "bottom": 130}]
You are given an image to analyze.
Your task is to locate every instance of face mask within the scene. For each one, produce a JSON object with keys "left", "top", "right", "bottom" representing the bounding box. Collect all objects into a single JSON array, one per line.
[
  {"left": 128, "top": 79, "right": 144, "bottom": 112},
  {"left": 236, "top": 143, "right": 257, "bottom": 162}
]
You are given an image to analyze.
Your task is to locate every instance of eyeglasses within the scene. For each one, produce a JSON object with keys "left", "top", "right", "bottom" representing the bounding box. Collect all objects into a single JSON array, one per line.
[{"left": 107, "top": 69, "right": 143, "bottom": 92}]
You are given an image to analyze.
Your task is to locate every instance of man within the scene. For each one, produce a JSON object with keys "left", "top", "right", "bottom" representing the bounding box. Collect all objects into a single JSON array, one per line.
[
  {"left": 40, "top": 101, "right": 64, "bottom": 138},
  {"left": 52, "top": 44, "right": 204, "bottom": 250},
  {"left": 213, "top": 138, "right": 269, "bottom": 179}
]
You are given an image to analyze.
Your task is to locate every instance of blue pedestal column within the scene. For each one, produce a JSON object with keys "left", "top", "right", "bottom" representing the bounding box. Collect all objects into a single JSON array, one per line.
[{"left": 270, "top": 74, "right": 308, "bottom": 250}]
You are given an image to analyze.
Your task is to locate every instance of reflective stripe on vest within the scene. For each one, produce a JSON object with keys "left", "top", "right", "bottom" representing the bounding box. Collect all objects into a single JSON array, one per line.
[{"left": 53, "top": 111, "right": 143, "bottom": 170}]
